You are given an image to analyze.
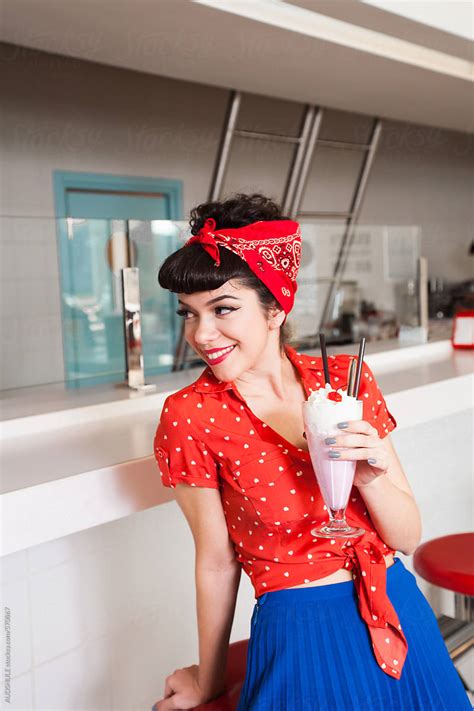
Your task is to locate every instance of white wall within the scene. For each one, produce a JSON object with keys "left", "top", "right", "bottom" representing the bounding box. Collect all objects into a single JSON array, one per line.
[
  {"left": 2, "top": 407, "right": 472, "bottom": 710},
  {"left": 1, "top": 42, "right": 472, "bottom": 390}
]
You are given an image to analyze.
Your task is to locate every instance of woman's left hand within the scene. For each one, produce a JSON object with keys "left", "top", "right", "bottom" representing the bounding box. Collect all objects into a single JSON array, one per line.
[{"left": 325, "top": 419, "right": 389, "bottom": 488}]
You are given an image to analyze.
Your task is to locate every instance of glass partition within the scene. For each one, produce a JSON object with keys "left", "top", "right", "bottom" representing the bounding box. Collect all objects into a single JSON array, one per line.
[
  {"left": 55, "top": 217, "right": 189, "bottom": 387},
  {"left": 0, "top": 215, "right": 436, "bottom": 393},
  {"left": 293, "top": 222, "right": 422, "bottom": 347}
]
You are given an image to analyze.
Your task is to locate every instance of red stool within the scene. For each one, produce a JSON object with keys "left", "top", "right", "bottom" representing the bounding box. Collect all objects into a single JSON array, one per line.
[
  {"left": 191, "top": 639, "right": 248, "bottom": 710},
  {"left": 414, "top": 532, "right": 474, "bottom": 692}
]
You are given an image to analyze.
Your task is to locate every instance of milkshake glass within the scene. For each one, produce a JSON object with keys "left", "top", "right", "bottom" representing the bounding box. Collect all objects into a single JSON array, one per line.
[{"left": 302, "top": 384, "right": 365, "bottom": 538}]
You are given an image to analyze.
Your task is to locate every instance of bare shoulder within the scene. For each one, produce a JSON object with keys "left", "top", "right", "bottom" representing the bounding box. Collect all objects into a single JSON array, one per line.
[{"left": 174, "top": 484, "right": 238, "bottom": 570}]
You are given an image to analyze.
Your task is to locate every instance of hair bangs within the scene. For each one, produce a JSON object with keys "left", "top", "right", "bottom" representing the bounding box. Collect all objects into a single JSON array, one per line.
[{"left": 158, "top": 243, "right": 252, "bottom": 295}]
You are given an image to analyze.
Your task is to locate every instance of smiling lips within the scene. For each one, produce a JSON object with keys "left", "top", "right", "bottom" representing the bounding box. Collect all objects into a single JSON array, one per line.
[{"left": 205, "top": 345, "right": 236, "bottom": 363}]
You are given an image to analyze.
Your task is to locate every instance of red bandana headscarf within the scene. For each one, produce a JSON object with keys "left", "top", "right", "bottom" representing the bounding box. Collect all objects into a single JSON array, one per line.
[{"left": 183, "top": 218, "right": 301, "bottom": 320}]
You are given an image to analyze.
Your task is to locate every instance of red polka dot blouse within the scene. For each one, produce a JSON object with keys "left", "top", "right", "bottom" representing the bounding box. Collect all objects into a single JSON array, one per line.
[{"left": 153, "top": 344, "right": 408, "bottom": 678}]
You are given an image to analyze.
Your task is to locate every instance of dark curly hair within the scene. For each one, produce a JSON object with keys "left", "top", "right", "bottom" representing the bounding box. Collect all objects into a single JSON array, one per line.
[{"left": 158, "top": 192, "right": 293, "bottom": 353}]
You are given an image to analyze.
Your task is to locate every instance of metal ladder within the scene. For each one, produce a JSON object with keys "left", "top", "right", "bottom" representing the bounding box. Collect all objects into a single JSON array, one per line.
[{"left": 174, "top": 90, "right": 383, "bottom": 369}]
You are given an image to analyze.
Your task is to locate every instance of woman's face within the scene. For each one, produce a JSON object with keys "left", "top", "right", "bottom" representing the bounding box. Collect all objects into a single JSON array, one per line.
[{"left": 176, "top": 280, "right": 282, "bottom": 378}]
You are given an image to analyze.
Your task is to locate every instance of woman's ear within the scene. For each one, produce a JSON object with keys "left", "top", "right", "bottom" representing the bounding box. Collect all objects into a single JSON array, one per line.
[{"left": 268, "top": 305, "right": 286, "bottom": 330}]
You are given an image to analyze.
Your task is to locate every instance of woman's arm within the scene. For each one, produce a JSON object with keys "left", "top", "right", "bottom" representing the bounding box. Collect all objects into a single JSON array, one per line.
[
  {"left": 195, "top": 562, "right": 242, "bottom": 697},
  {"left": 356, "top": 468, "right": 422, "bottom": 556},
  {"left": 173, "top": 485, "right": 242, "bottom": 699}
]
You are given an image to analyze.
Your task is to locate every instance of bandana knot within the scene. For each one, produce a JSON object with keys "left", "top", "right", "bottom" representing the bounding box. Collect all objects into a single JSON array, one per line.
[{"left": 185, "top": 217, "right": 221, "bottom": 265}]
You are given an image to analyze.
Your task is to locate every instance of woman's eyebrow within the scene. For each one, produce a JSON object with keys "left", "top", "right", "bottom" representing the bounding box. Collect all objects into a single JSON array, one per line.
[{"left": 178, "top": 295, "right": 241, "bottom": 307}]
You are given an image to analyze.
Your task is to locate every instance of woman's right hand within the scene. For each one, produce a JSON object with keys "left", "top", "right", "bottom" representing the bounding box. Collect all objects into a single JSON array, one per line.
[{"left": 152, "top": 664, "right": 222, "bottom": 710}]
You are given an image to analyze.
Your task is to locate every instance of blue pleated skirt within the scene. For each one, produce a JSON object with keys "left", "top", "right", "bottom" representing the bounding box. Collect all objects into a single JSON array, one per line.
[{"left": 236, "top": 557, "right": 472, "bottom": 711}]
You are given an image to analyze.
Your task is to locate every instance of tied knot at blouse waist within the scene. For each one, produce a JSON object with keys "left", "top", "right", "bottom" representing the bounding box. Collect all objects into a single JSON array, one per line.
[{"left": 313, "top": 530, "right": 408, "bottom": 679}]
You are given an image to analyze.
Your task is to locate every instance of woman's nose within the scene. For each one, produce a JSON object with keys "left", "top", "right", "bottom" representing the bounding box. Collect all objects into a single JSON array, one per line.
[{"left": 193, "top": 321, "right": 221, "bottom": 346}]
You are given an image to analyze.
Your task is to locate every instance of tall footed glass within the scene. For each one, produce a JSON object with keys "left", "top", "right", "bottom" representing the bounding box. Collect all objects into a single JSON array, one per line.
[{"left": 303, "top": 397, "right": 365, "bottom": 538}]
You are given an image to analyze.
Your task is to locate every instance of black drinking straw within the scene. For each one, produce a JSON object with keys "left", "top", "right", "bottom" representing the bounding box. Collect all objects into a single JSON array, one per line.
[
  {"left": 347, "top": 358, "right": 356, "bottom": 397},
  {"left": 353, "top": 337, "right": 366, "bottom": 399},
  {"left": 319, "top": 332, "right": 331, "bottom": 387}
]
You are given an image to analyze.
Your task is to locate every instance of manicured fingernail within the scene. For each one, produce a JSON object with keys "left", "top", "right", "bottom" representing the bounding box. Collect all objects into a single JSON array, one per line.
[
  {"left": 368, "top": 458, "right": 377, "bottom": 465},
  {"left": 325, "top": 437, "right": 336, "bottom": 445},
  {"left": 337, "top": 421, "right": 348, "bottom": 429},
  {"left": 328, "top": 450, "right": 341, "bottom": 459}
]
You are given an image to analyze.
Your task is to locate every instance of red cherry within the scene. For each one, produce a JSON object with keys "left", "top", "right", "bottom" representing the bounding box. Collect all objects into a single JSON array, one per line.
[{"left": 327, "top": 391, "right": 342, "bottom": 402}]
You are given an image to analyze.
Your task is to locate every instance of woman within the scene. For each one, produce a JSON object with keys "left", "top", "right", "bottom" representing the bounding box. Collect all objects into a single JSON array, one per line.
[{"left": 152, "top": 193, "right": 471, "bottom": 710}]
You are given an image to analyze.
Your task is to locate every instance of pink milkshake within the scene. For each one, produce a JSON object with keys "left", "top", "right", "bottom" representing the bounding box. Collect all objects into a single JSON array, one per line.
[{"left": 302, "top": 384, "right": 365, "bottom": 538}]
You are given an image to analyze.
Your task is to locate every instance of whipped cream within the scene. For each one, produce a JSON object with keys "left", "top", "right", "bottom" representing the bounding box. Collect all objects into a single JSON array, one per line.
[
  {"left": 303, "top": 384, "right": 362, "bottom": 435},
  {"left": 307, "top": 383, "right": 354, "bottom": 405}
]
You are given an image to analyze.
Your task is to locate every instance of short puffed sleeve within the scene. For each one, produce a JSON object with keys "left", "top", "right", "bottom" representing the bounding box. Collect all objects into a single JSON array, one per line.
[
  {"left": 357, "top": 361, "right": 397, "bottom": 439},
  {"left": 153, "top": 396, "right": 220, "bottom": 490}
]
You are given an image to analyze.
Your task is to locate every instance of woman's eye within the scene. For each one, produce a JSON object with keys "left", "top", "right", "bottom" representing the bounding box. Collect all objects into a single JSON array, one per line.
[
  {"left": 175, "top": 306, "right": 237, "bottom": 319},
  {"left": 217, "top": 306, "right": 236, "bottom": 315}
]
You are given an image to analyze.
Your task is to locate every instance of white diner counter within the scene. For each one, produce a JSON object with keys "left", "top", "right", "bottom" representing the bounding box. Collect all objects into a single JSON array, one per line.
[{"left": 1, "top": 334, "right": 473, "bottom": 557}]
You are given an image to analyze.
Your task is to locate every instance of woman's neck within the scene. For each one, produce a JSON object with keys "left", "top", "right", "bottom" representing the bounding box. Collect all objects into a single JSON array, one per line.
[{"left": 234, "top": 349, "right": 297, "bottom": 401}]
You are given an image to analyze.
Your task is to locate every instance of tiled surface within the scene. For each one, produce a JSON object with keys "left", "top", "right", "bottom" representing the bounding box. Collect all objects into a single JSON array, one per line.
[
  {"left": 0, "top": 217, "right": 64, "bottom": 393},
  {"left": 30, "top": 561, "right": 83, "bottom": 665},
  {"left": 1, "top": 503, "right": 229, "bottom": 711},
  {"left": 2, "top": 577, "right": 31, "bottom": 677},
  {"left": 5, "top": 672, "right": 33, "bottom": 710},
  {"left": 34, "top": 636, "right": 112, "bottom": 711}
]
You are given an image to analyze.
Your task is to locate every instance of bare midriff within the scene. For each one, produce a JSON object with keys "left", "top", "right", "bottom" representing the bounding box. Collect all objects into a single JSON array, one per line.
[{"left": 285, "top": 552, "right": 395, "bottom": 589}]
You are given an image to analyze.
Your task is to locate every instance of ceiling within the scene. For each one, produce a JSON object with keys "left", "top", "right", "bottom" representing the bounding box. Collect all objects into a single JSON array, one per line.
[
  {"left": 288, "top": 0, "right": 473, "bottom": 58},
  {"left": 1, "top": 0, "right": 472, "bottom": 133}
]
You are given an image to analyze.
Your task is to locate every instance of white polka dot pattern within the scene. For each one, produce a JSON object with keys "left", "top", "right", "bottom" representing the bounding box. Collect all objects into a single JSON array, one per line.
[{"left": 152, "top": 345, "right": 403, "bottom": 678}]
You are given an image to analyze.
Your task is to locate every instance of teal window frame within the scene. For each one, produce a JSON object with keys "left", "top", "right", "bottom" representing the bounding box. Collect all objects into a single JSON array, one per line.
[{"left": 53, "top": 170, "right": 183, "bottom": 387}]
